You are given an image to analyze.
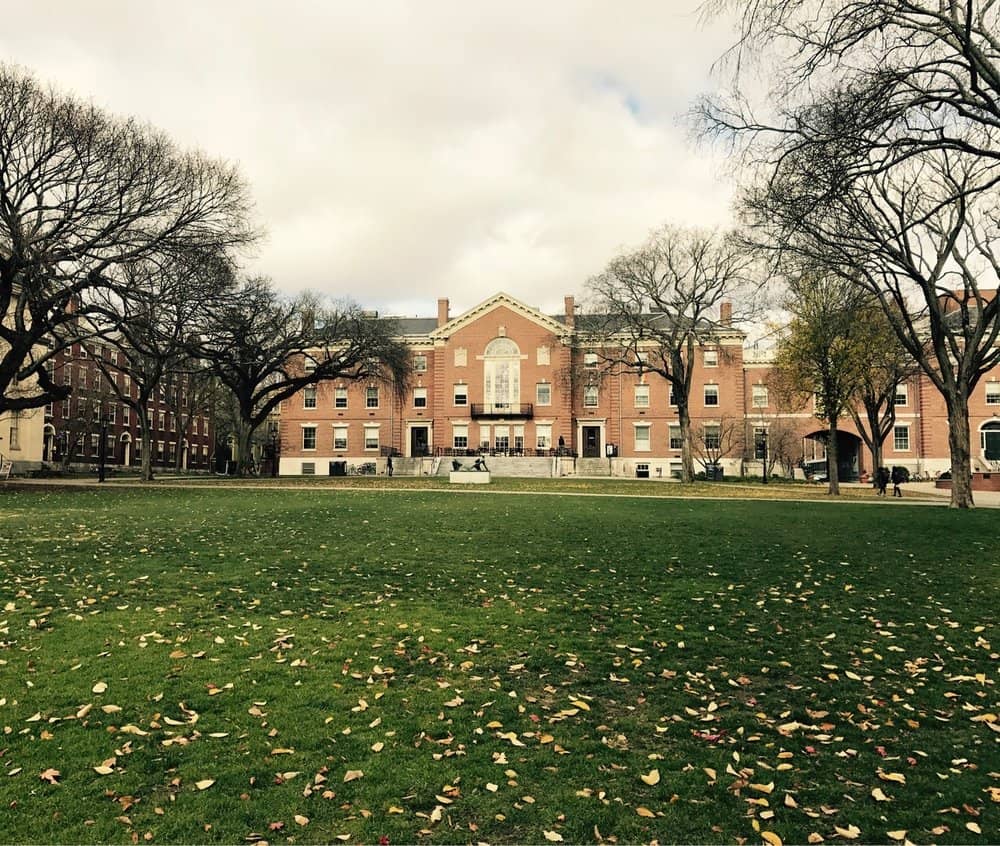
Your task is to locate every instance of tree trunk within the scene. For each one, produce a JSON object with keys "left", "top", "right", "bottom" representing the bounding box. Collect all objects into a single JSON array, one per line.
[
  {"left": 871, "top": 440, "right": 883, "bottom": 479},
  {"left": 138, "top": 413, "right": 154, "bottom": 482},
  {"left": 236, "top": 418, "right": 256, "bottom": 477},
  {"left": 827, "top": 418, "right": 840, "bottom": 495},
  {"left": 678, "top": 400, "right": 695, "bottom": 483},
  {"left": 946, "top": 393, "right": 975, "bottom": 509}
]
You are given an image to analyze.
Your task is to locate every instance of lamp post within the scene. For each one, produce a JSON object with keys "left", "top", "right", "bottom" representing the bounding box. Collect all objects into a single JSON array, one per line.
[
  {"left": 757, "top": 430, "right": 768, "bottom": 485},
  {"left": 98, "top": 414, "right": 109, "bottom": 483}
]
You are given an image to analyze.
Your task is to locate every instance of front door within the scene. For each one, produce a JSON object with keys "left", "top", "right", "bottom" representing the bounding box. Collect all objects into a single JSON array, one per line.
[
  {"left": 582, "top": 426, "right": 601, "bottom": 458},
  {"left": 410, "top": 426, "right": 429, "bottom": 457}
]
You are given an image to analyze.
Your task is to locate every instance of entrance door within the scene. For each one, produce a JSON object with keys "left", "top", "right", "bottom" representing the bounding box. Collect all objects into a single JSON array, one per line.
[
  {"left": 410, "top": 426, "right": 429, "bottom": 457},
  {"left": 582, "top": 426, "right": 601, "bottom": 458}
]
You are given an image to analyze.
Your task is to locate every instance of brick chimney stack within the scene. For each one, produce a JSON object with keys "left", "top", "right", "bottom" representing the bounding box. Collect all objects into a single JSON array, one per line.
[
  {"left": 564, "top": 295, "right": 576, "bottom": 328},
  {"left": 720, "top": 300, "right": 733, "bottom": 327},
  {"left": 437, "top": 298, "right": 450, "bottom": 328}
]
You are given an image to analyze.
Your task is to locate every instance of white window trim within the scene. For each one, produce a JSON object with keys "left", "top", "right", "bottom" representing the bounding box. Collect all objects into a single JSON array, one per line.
[
  {"left": 633, "top": 422, "right": 652, "bottom": 452},
  {"left": 893, "top": 424, "right": 911, "bottom": 452}
]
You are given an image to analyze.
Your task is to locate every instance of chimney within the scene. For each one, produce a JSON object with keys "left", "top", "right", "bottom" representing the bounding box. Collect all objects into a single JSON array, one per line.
[
  {"left": 720, "top": 301, "right": 732, "bottom": 327},
  {"left": 437, "top": 298, "right": 450, "bottom": 328},
  {"left": 564, "top": 295, "right": 576, "bottom": 328}
]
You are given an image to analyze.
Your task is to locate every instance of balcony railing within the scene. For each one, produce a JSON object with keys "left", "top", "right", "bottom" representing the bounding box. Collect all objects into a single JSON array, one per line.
[{"left": 469, "top": 403, "right": 533, "bottom": 419}]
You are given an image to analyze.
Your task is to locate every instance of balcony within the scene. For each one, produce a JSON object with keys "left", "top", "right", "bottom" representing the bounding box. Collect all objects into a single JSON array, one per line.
[{"left": 469, "top": 403, "right": 534, "bottom": 419}]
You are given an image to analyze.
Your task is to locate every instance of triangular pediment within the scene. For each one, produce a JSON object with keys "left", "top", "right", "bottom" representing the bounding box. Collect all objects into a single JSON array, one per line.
[{"left": 429, "top": 292, "right": 571, "bottom": 339}]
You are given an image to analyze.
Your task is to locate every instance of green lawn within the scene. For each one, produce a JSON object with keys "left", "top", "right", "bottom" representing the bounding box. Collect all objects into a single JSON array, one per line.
[{"left": 0, "top": 487, "right": 996, "bottom": 845}]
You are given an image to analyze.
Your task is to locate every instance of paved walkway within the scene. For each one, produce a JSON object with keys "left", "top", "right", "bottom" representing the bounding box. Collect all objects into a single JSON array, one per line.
[{"left": 4, "top": 475, "right": 999, "bottom": 507}]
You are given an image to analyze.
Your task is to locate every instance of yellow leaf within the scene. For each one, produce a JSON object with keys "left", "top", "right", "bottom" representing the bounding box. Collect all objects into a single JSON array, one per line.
[
  {"left": 834, "top": 825, "right": 860, "bottom": 840},
  {"left": 371, "top": 742, "right": 384, "bottom": 753},
  {"left": 93, "top": 765, "right": 115, "bottom": 775},
  {"left": 887, "top": 831, "right": 907, "bottom": 841},
  {"left": 571, "top": 700, "right": 590, "bottom": 711},
  {"left": 871, "top": 787, "right": 891, "bottom": 802},
  {"left": 195, "top": 779, "right": 215, "bottom": 790},
  {"left": 807, "top": 834, "right": 824, "bottom": 844},
  {"left": 784, "top": 794, "right": 798, "bottom": 809},
  {"left": 543, "top": 832, "right": 564, "bottom": 842},
  {"left": 92, "top": 682, "right": 108, "bottom": 694},
  {"left": 751, "top": 782, "right": 775, "bottom": 794},
  {"left": 704, "top": 767, "right": 717, "bottom": 781},
  {"left": 294, "top": 815, "right": 309, "bottom": 826},
  {"left": 641, "top": 769, "right": 660, "bottom": 786},
  {"left": 966, "top": 822, "right": 982, "bottom": 835},
  {"left": 877, "top": 770, "right": 906, "bottom": 784},
  {"left": 636, "top": 806, "right": 655, "bottom": 818},
  {"left": 343, "top": 769, "right": 364, "bottom": 782},
  {"left": 761, "top": 832, "right": 783, "bottom": 846},
  {"left": 270, "top": 747, "right": 294, "bottom": 755},
  {"left": 486, "top": 782, "right": 498, "bottom": 792}
]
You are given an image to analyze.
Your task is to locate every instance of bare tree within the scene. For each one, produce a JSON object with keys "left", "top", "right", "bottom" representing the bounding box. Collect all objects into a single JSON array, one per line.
[
  {"left": 584, "top": 226, "right": 757, "bottom": 482},
  {"left": 691, "top": 416, "right": 744, "bottom": 475},
  {"left": 162, "top": 365, "right": 217, "bottom": 472},
  {"left": 697, "top": 2, "right": 1000, "bottom": 507},
  {"left": 847, "top": 306, "right": 921, "bottom": 474},
  {"left": 0, "top": 64, "right": 255, "bottom": 415},
  {"left": 194, "top": 278, "right": 411, "bottom": 476}
]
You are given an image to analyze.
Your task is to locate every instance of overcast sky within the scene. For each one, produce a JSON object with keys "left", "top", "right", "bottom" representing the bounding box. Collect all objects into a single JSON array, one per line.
[{"left": 3, "top": 1, "right": 740, "bottom": 318}]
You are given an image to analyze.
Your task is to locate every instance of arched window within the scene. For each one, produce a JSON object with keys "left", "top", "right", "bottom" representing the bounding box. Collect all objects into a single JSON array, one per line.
[
  {"left": 981, "top": 421, "right": 1000, "bottom": 461},
  {"left": 483, "top": 338, "right": 521, "bottom": 413}
]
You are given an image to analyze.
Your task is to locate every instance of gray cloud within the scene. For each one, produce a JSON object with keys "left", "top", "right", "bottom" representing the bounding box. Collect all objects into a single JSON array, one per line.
[{"left": 3, "top": 0, "right": 738, "bottom": 315}]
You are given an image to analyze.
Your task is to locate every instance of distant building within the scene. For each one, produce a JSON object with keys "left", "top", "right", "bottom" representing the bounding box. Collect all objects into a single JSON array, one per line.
[{"left": 276, "top": 292, "right": 1000, "bottom": 479}]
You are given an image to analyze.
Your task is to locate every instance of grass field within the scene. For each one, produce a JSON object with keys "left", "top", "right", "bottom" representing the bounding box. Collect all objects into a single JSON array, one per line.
[{"left": 0, "top": 485, "right": 996, "bottom": 845}]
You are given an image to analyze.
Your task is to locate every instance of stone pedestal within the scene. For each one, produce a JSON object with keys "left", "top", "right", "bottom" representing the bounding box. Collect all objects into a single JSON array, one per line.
[{"left": 449, "top": 471, "right": 491, "bottom": 484}]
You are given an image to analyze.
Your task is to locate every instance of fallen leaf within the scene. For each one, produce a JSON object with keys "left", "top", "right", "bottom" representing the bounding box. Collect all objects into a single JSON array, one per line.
[
  {"left": 636, "top": 807, "right": 655, "bottom": 818},
  {"left": 834, "top": 825, "right": 860, "bottom": 840},
  {"left": 887, "top": 831, "right": 906, "bottom": 841},
  {"left": 195, "top": 779, "right": 215, "bottom": 790},
  {"left": 92, "top": 682, "right": 108, "bottom": 694},
  {"left": 641, "top": 769, "right": 660, "bottom": 786},
  {"left": 871, "top": 787, "right": 892, "bottom": 802},
  {"left": 966, "top": 822, "right": 982, "bottom": 835},
  {"left": 294, "top": 815, "right": 309, "bottom": 826},
  {"left": 543, "top": 831, "right": 563, "bottom": 842},
  {"left": 761, "top": 832, "right": 782, "bottom": 846},
  {"left": 344, "top": 769, "right": 364, "bottom": 782},
  {"left": 39, "top": 768, "right": 61, "bottom": 784}
]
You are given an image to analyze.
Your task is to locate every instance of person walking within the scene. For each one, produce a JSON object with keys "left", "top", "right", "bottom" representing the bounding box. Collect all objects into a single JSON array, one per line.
[
  {"left": 386, "top": 455, "right": 393, "bottom": 477},
  {"left": 890, "top": 466, "right": 904, "bottom": 497},
  {"left": 875, "top": 466, "right": 890, "bottom": 496}
]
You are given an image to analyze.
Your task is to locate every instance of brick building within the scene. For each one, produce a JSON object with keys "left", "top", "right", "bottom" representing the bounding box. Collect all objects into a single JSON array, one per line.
[
  {"left": 276, "top": 292, "right": 1000, "bottom": 479},
  {"left": 43, "top": 341, "right": 215, "bottom": 472}
]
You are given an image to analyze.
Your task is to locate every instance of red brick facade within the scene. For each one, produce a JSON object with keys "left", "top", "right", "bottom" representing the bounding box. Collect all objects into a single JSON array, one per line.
[{"left": 277, "top": 292, "right": 1000, "bottom": 478}]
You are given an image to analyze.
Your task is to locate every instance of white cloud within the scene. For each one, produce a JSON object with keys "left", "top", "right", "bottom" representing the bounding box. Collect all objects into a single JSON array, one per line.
[{"left": 2, "top": 0, "right": 739, "bottom": 315}]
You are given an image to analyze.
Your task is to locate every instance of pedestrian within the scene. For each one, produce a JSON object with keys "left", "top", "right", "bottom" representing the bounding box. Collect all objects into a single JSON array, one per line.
[
  {"left": 386, "top": 455, "right": 393, "bottom": 477},
  {"left": 890, "top": 465, "right": 904, "bottom": 497},
  {"left": 875, "top": 466, "right": 889, "bottom": 496}
]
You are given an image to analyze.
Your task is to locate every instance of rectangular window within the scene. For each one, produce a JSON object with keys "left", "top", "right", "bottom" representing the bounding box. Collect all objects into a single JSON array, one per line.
[
  {"left": 365, "top": 387, "right": 379, "bottom": 408},
  {"left": 8, "top": 412, "right": 20, "bottom": 450},
  {"left": 301, "top": 461, "right": 315, "bottom": 475},
  {"left": 668, "top": 424, "right": 683, "bottom": 451},
  {"left": 669, "top": 384, "right": 677, "bottom": 407},
  {"left": 122, "top": 406, "right": 130, "bottom": 425},
  {"left": 413, "top": 354, "right": 428, "bottom": 373},
  {"left": 413, "top": 387, "right": 428, "bottom": 408},
  {"left": 894, "top": 384, "right": 908, "bottom": 406},
  {"left": 893, "top": 425, "right": 910, "bottom": 451},
  {"left": 90, "top": 433, "right": 100, "bottom": 454},
  {"left": 703, "top": 349, "right": 719, "bottom": 367},
  {"left": 364, "top": 426, "right": 379, "bottom": 450},
  {"left": 704, "top": 384, "right": 719, "bottom": 406},
  {"left": 584, "top": 352, "right": 598, "bottom": 369},
  {"left": 536, "top": 346, "right": 550, "bottom": 365},
  {"left": 634, "top": 424, "right": 651, "bottom": 451},
  {"left": 536, "top": 383, "right": 551, "bottom": 406},
  {"left": 634, "top": 384, "right": 650, "bottom": 408},
  {"left": 704, "top": 424, "right": 721, "bottom": 450},
  {"left": 536, "top": 424, "right": 552, "bottom": 450},
  {"left": 79, "top": 367, "right": 87, "bottom": 388},
  {"left": 479, "top": 425, "right": 491, "bottom": 451},
  {"left": 752, "top": 385, "right": 768, "bottom": 408},
  {"left": 453, "top": 425, "right": 468, "bottom": 450},
  {"left": 302, "top": 427, "right": 317, "bottom": 450},
  {"left": 303, "top": 358, "right": 317, "bottom": 374},
  {"left": 494, "top": 425, "right": 510, "bottom": 452},
  {"left": 157, "top": 441, "right": 165, "bottom": 462},
  {"left": 334, "top": 387, "right": 348, "bottom": 409},
  {"left": 583, "top": 385, "right": 598, "bottom": 408},
  {"left": 333, "top": 427, "right": 348, "bottom": 450},
  {"left": 454, "top": 384, "right": 468, "bottom": 406},
  {"left": 986, "top": 382, "right": 1000, "bottom": 405},
  {"left": 168, "top": 442, "right": 176, "bottom": 463},
  {"left": 514, "top": 425, "right": 524, "bottom": 452},
  {"left": 303, "top": 387, "right": 317, "bottom": 409},
  {"left": 158, "top": 412, "right": 166, "bottom": 430},
  {"left": 62, "top": 367, "right": 72, "bottom": 386}
]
